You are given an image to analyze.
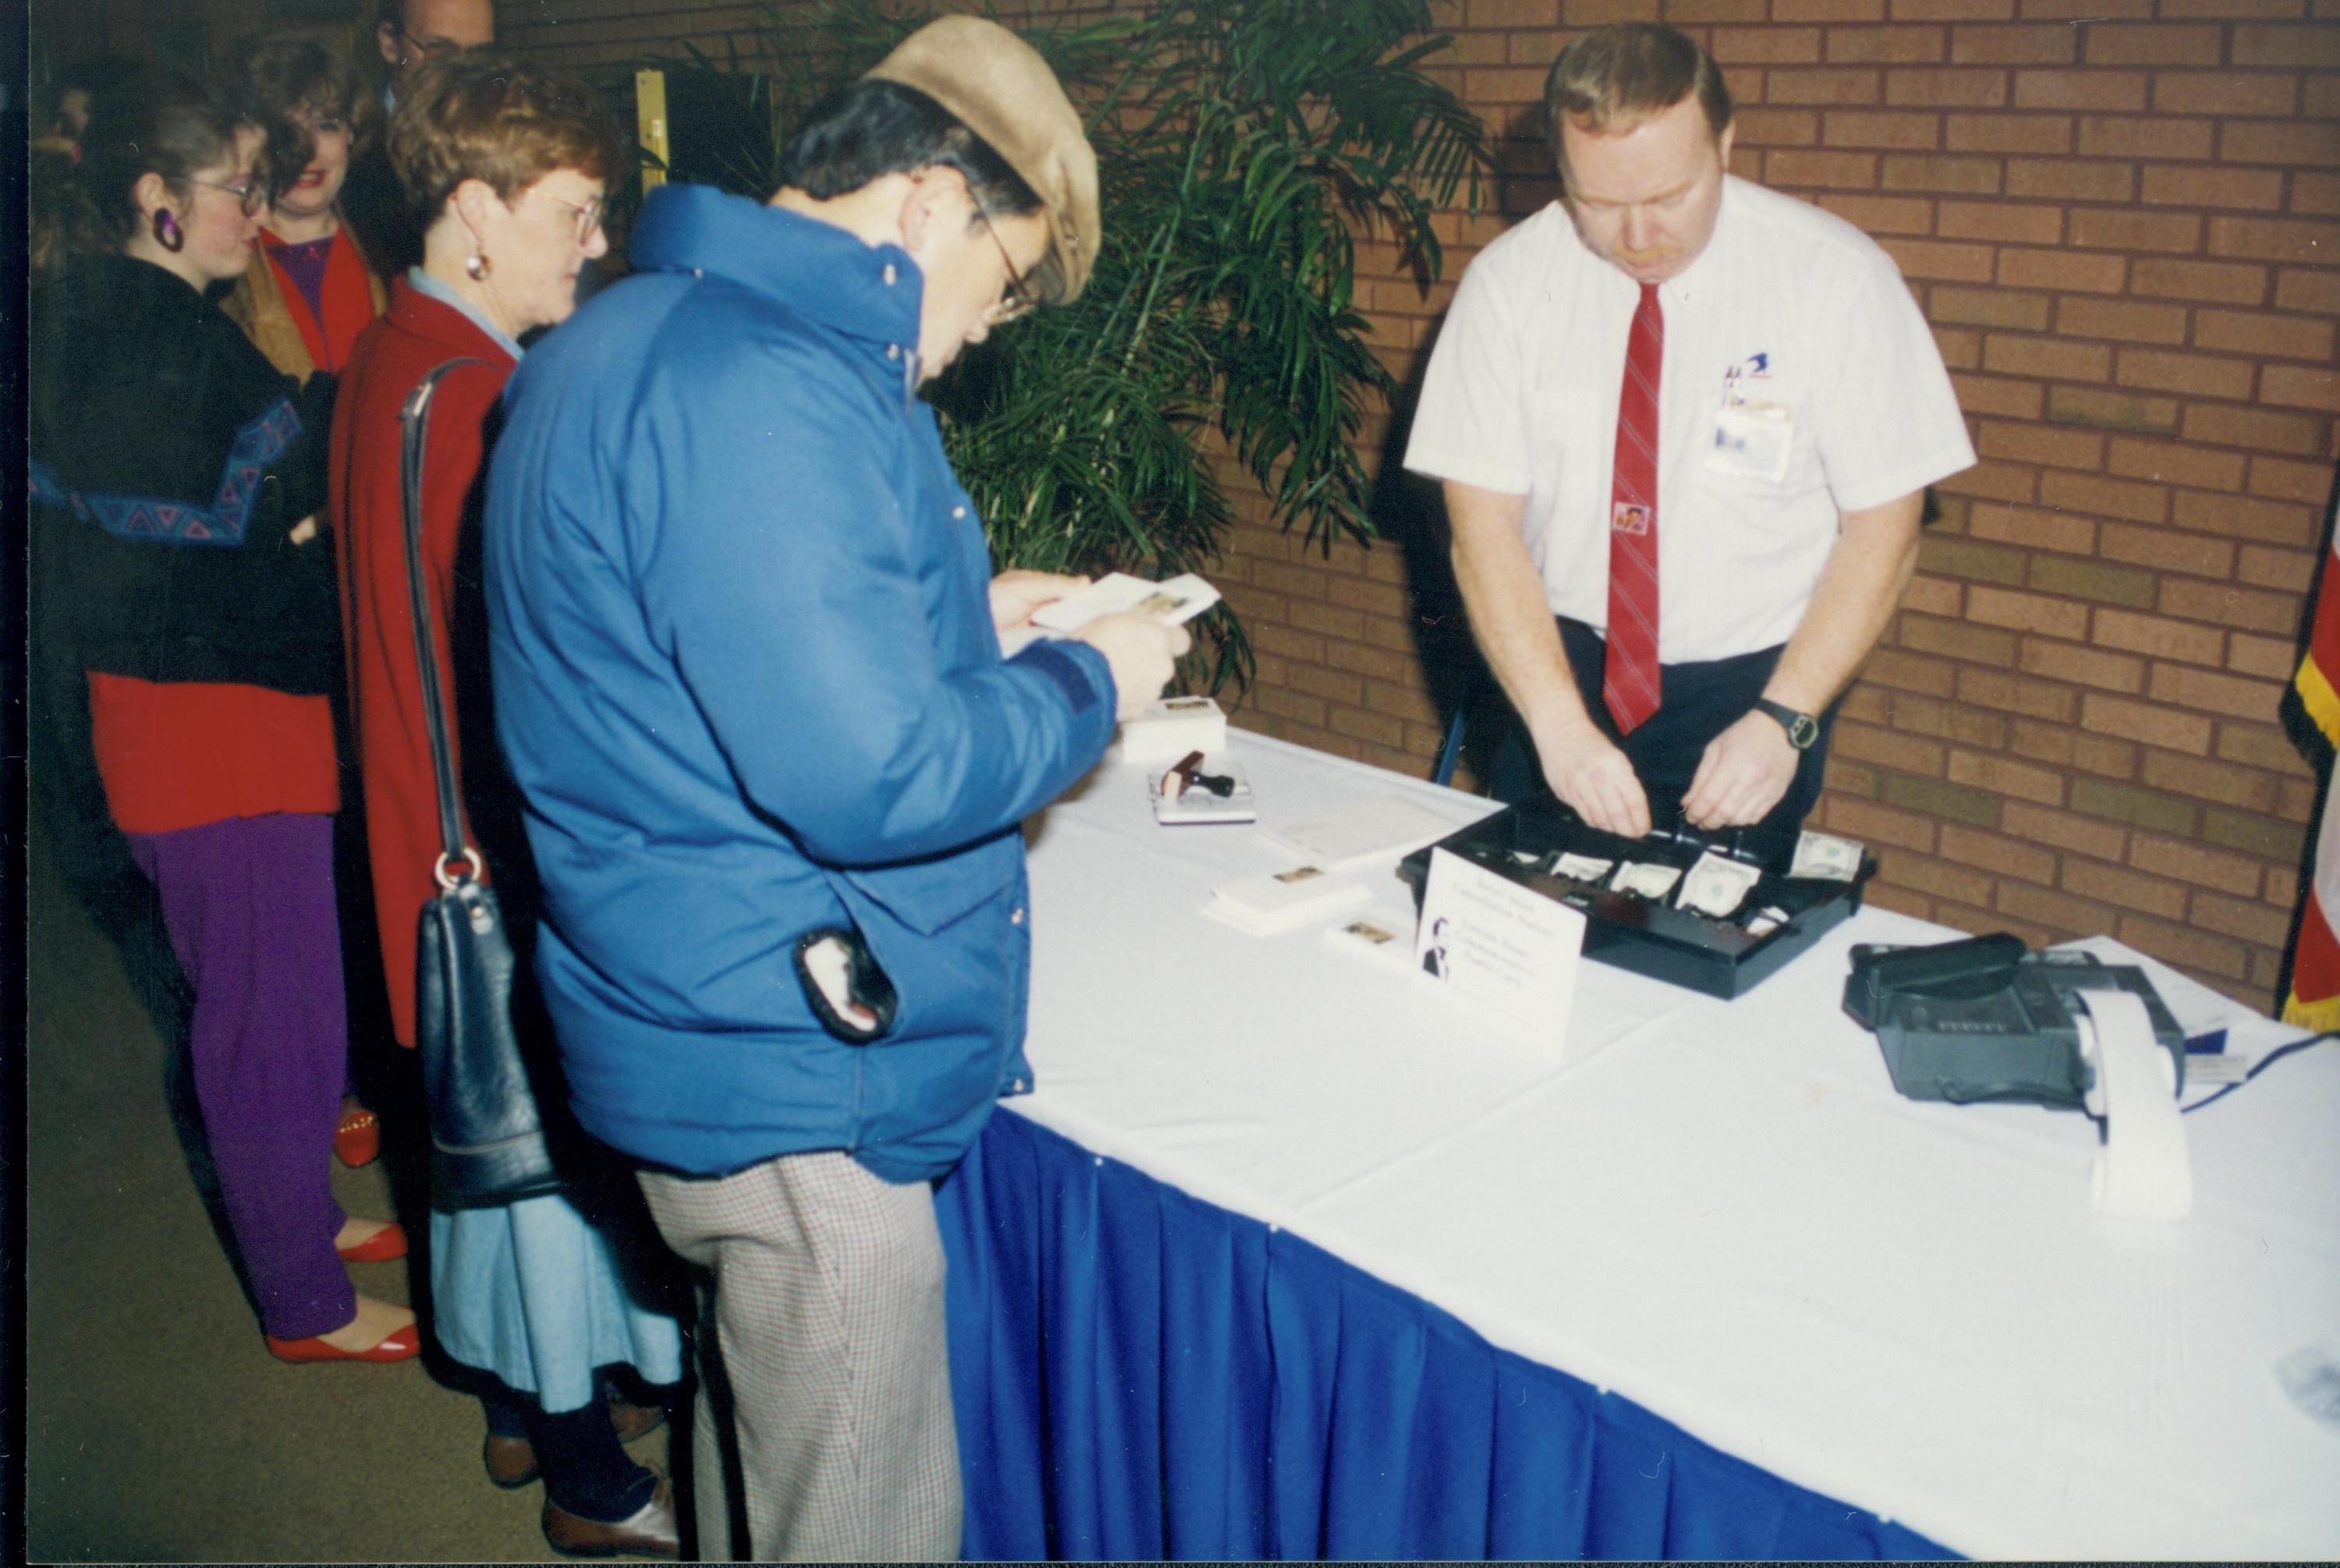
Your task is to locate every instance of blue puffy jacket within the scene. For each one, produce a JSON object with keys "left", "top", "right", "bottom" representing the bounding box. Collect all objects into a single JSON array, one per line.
[{"left": 483, "top": 186, "right": 1117, "bottom": 1182}]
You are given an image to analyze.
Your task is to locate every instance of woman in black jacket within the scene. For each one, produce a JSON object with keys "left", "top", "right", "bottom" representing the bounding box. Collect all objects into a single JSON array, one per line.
[{"left": 30, "top": 65, "right": 416, "bottom": 1362}]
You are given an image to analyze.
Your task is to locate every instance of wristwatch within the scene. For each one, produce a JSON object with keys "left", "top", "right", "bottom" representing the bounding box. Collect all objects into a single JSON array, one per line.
[{"left": 1752, "top": 697, "right": 1821, "bottom": 751}]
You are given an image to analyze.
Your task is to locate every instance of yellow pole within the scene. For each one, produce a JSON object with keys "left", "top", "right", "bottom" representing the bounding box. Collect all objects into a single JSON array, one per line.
[{"left": 635, "top": 69, "right": 670, "bottom": 190}]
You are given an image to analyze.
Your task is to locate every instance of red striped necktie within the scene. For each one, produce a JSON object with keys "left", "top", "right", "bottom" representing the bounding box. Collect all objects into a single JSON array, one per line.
[{"left": 1603, "top": 282, "right": 1663, "bottom": 736}]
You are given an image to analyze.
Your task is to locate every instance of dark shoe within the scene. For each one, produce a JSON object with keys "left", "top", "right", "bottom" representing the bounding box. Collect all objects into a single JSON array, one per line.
[
  {"left": 484, "top": 1397, "right": 667, "bottom": 1488},
  {"left": 484, "top": 1432, "right": 539, "bottom": 1488},
  {"left": 542, "top": 1475, "right": 680, "bottom": 1559}
]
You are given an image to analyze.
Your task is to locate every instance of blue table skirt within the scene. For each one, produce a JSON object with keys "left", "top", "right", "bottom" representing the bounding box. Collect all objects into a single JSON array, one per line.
[{"left": 936, "top": 1108, "right": 1954, "bottom": 1561}]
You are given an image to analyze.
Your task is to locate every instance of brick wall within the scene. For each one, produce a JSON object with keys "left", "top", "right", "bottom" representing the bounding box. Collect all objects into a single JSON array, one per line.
[{"left": 494, "top": 0, "right": 2340, "bottom": 1006}]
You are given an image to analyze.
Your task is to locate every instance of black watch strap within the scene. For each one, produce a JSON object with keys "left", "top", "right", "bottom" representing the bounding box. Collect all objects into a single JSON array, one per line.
[{"left": 1753, "top": 698, "right": 1820, "bottom": 750}]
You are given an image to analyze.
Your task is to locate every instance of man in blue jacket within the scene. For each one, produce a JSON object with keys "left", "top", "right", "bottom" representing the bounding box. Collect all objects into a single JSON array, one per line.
[{"left": 483, "top": 18, "right": 1184, "bottom": 1560}]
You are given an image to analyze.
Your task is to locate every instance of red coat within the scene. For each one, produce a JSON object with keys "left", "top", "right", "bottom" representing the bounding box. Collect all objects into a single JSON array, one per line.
[{"left": 331, "top": 280, "right": 517, "bottom": 1048}]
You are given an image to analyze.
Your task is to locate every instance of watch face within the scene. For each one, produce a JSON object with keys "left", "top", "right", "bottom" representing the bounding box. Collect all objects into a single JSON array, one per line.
[{"left": 1761, "top": 701, "right": 1818, "bottom": 749}]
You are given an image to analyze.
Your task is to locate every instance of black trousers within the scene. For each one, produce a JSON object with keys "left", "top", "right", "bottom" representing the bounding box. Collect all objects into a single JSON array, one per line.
[{"left": 1485, "top": 618, "right": 1837, "bottom": 870}]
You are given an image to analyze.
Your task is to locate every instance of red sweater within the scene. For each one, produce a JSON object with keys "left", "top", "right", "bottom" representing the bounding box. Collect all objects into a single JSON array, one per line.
[
  {"left": 260, "top": 226, "right": 381, "bottom": 375},
  {"left": 331, "top": 281, "right": 516, "bottom": 1048},
  {"left": 88, "top": 674, "right": 338, "bottom": 833}
]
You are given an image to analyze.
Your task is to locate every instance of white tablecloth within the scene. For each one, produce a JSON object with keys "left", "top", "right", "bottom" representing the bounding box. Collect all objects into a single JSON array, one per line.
[{"left": 1015, "top": 731, "right": 2340, "bottom": 1560}]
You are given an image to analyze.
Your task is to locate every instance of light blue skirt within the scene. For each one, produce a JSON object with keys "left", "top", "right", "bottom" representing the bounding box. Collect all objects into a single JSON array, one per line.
[{"left": 430, "top": 1191, "right": 685, "bottom": 1414}]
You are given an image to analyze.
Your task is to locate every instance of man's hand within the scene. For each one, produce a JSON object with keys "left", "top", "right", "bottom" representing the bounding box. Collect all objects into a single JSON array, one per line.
[
  {"left": 1537, "top": 716, "right": 1652, "bottom": 838},
  {"left": 1443, "top": 480, "right": 1652, "bottom": 835},
  {"left": 1681, "top": 710, "right": 1799, "bottom": 830},
  {"left": 989, "top": 569, "right": 1089, "bottom": 633},
  {"left": 289, "top": 513, "right": 320, "bottom": 546},
  {"left": 1072, "top": 609, "right": 1189, "bottom": 722}
]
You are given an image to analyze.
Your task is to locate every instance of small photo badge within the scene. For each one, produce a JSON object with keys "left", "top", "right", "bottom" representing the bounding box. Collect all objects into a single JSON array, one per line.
[
  {"left": 1611, "top": 501, "right": 1651, "bottom": 536},
  {"left": 1322, "top": 915, "right": 1414, "bottom": 974},
  {"left": 1705, "top": 399, "right": 1795, "bottom": 483}
]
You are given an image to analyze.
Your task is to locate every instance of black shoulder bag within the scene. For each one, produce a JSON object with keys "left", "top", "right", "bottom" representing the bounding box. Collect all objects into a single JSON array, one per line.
[{"left": 401, "top": 359, "right": 563, "bottom": 1207}]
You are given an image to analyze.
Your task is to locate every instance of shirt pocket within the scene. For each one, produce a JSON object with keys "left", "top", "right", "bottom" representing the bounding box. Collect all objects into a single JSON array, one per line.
[{"left": 1687, "top": 389, "right": 1826, "bottom": 522}]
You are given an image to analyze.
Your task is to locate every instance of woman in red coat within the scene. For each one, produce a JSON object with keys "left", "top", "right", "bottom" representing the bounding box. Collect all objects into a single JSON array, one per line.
[{"left": 330, "top": 58, "right": 682, "bottom": 1558}]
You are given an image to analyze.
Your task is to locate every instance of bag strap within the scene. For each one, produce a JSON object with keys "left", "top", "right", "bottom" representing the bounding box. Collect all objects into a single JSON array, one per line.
[{"left": 398, "top": 358, "right": 487, "bottom": 890}]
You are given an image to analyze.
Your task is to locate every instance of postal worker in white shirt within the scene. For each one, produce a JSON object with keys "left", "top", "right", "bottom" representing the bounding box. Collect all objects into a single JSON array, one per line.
[{"left": 1406, "top": 23, "right": 1974, "bottom": 869}]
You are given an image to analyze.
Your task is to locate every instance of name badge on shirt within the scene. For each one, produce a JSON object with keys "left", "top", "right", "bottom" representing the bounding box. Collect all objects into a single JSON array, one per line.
[{"left": 1705, "top": 397, "right": 1795, "bottom": 483}]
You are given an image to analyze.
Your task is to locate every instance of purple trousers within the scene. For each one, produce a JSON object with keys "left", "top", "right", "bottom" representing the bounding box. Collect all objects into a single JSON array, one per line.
[{"left": 127, "top": 812, "right": 353, "bottom": 1340}]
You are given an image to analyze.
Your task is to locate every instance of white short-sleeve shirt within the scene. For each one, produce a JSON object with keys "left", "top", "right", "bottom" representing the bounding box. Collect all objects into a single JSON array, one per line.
[{"left": 1405, "top": 177, "right": 1975, "bottom": 664}]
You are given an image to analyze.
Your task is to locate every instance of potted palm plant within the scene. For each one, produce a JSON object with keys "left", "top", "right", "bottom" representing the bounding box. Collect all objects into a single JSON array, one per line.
[{"left": 633, "top": 0, "right": 1486, "bottom": 687}]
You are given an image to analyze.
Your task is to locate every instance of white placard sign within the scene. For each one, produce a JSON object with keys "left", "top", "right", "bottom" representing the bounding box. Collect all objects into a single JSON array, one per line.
[{"left": 1414, "top": 846, "right": 1587, "bottom": 1046}]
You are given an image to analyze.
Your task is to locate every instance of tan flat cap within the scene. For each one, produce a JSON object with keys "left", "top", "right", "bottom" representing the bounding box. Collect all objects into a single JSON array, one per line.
[{"left": 864, "top": 16, "right": 1101, "bottom": 304}]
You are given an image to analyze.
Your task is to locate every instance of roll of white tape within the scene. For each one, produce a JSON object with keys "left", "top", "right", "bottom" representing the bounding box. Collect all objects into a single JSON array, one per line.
[{"left": 2077, "top": 989, "right": 2193, "bottom": 1222}]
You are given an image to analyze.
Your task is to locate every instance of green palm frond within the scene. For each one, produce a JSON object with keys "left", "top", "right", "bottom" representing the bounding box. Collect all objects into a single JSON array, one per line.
[{"left": 632, "top": 0, "right": 1489, "bottom": 690}]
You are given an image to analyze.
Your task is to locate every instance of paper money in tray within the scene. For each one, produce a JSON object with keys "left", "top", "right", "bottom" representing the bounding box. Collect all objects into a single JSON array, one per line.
[{"left": 1397, "top": 796, "right": 1878, "bottom": 998}]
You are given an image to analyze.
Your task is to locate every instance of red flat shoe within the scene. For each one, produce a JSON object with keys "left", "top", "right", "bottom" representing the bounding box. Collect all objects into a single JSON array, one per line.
[
  {"left": 335, "top": 1106, "right": 381, "bottom": 1167},
  {"left": 336, "top": 1220, "right": 409, "bottom": 1264},
  {"left": 266, "top": 1323, "right": 421, "bottom": 1363}
]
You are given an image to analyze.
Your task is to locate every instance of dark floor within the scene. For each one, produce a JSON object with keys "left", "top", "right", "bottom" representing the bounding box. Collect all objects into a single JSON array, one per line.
[{"left": 23, "top": 828, "right": 678, "bottom": 1563}]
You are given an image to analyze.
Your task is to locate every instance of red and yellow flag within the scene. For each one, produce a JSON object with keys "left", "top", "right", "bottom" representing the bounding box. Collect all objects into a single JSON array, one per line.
[{"left": 2284, "top": 505, "right": 2340, "bottom": 1028}]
